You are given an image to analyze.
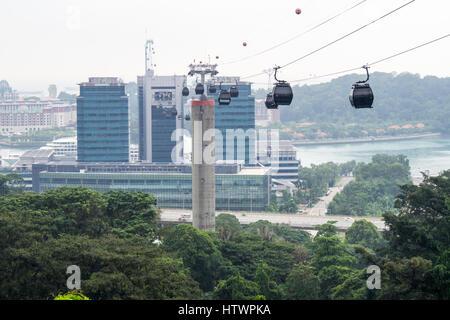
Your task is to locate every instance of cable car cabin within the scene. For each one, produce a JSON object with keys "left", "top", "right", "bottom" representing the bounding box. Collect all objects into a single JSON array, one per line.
[
  {"left": 182, "top": 87, "right": 189, "bottom": 96},
  {"left": 229, "top": 85, "right": 239, "bottom": 98},
  {"left": 185, "top": 114, "right": 191, "bottom": 121},
  {"left": 349, "top": 83, "right": 374, "bottom": 109},
  {"left": 265, "top": 93, "right": 278, "bottom": 109},
  {"left": 208, "top": 84, "right": 216, "bottom": 94},
  {"left": 273, "top": 82, "right": 293, "bottom": 105},
  {"left": 218, "top": 90, "right": 231, "bottom": 105},
  {"left": 195, "top": 83, "right": 204, "bottom": 95}
]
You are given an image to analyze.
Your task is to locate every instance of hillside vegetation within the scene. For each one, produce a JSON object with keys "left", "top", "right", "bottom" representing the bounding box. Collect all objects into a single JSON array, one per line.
[
  {"left": 328, "top": 154, "right": 411, "bottom": 216},
  {"left": 255, "top": 72, "right": 450, "bottom": 139}
]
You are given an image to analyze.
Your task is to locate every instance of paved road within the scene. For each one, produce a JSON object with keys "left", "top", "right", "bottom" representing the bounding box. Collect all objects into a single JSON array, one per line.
[
  {"left": 306, "top": 176, "right": 354, "bottom": 216},
  {"left": 159, "top": 209, "right": 386, "bottom": 231}
]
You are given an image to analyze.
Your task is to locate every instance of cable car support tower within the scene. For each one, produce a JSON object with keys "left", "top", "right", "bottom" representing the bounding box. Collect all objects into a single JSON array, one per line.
[{"left": 187, "top": 63, "right": 218, "bottom": 231}]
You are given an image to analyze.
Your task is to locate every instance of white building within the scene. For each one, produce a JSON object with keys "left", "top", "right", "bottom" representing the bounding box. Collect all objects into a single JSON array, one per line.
[{"left": 40, "top": 136, "right": 77, "bottom": 159}]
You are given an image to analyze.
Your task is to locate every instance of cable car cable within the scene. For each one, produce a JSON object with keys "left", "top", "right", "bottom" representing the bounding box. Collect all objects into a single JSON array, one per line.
[
  {"left": 279, "top": 0, "right": 416, "bottom": 70},
  {"left": 288, "top": 33, "right": 449, "bottom": 84},
  {"left": 219, "top": 0, "right": 370, "bottom": 66},
  {"left": 240, "top": 0, "right": 416, "bottom": 80}
]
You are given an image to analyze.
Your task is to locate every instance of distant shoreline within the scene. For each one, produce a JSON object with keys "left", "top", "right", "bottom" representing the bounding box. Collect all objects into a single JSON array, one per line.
[{"left": 291, "top": 132, "right": 442, "bottom": 146}]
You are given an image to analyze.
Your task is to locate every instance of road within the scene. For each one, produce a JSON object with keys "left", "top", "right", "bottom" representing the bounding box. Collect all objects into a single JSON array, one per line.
[
  {"left": 306, "top": 176, "right": 354, "bottom": 216},
  {"left": 159, "top": 208, "right": 386, "bottom": 232}
]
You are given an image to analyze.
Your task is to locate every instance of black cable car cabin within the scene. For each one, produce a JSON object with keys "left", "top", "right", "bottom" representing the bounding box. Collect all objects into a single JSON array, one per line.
[
  {"left": 218, "top": 90, "right": 231, "bottom": 105},
  {"left": 349, "top": 66, "right": 374, "bottom": 109},
  {"left": 272, "top": 66, "right": 293, "bottom": 106},
  {"left": 273, "top": 82, "right": 293, "bottom": 105},
  {"left": 208, "top": 84, "right": 216, "bottom": 94},
  {"left": 182, "top": 87, "right": 189, "bottom": 96},
  {"left": 349, "top": 83, "right": 374, "bottom": 109},
  {"left": 195, "top": 83, "right": 204, "bottom": 95},
  {"left": 265, "top": 93, "right": 278, "bottom": 109},
  {"left": 229, "top": 85, "right": 239, "bottom": 98}
]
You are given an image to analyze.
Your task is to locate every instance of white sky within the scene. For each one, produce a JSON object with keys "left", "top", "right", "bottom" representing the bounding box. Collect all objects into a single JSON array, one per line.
[{"left": 1, "top": 0, "right": 449, "bottom": 92}]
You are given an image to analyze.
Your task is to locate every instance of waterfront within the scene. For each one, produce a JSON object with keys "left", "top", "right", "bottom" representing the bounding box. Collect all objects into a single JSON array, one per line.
[
  {"left": 0, "top": 146, "right": 29, "bottom": 160},
  {"left": 295, "top": 136, "right": 450, "bottom": 177},
  {"left": 2, "top": 136, "right": 450, "bottom": 177}
]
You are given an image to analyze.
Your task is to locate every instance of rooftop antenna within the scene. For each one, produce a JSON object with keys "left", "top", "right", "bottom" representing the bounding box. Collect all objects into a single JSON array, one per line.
[
  {"left": 263, "top": 68, "right": 274, "bottom": 91},
  {"left": 145, "top": 39, "right": 155, "bottom": 72}
]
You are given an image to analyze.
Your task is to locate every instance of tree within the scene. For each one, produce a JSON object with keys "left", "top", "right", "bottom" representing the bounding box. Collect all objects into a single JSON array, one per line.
[
  {"left": 54, "top": 291, "right": 90, "bottom": 300},
  {"left": 162, "top": 224, "right": 232, "bottom": 292},
  {"left": 254, "top": 262, "right": 282, "bottom": 300},
  {"left": 329, "top": 269, "right": 369, "bottom": 300},
  {"left": 217, "top": 233, "right": 298, "bottom": 284},
  {"left": 245, "top": 220, "right": 310, "bottom": 245},
  {"left": 315, "top": 221, "right": 339, "bottom": 238},
  {"left": 278, "top": 191, "right": 298, "bottom": 213},
  {"left": 0, "top": 187, "right": 159, "bottom": 239},
  {"left": 0, "top": 234, "right": 203, "bottom": 300},
  {"left": 379, "top": 256, "right": 438, "bottom": 300},
  {"left": 310, "top": 228, "right": 359, "bottom": 299},
  {"left": 216, "top": 213, "right": 242, "bottom": 241},
  {"left": 374, "top": 170, "right": 450, "bottom": 299},
  {"left": 284, "top": 265, "right": 320, "bottom": 300},
  {"left": 383, "top": 170, "right": 450, "bottom": 262},
  {"left": 0, "top": 173, "right": 24, "bottom": 196},
  {"left": 213, "top": 274, "right": 261, "bottom": 300},
  {"left": 103, "top": 190, "right": 159, "bottom": 238},
  {"left": 345, "top": 219, "right": 385, "bottom": 250}
]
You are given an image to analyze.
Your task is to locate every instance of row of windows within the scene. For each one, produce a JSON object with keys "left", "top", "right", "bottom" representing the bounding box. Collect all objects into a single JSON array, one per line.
[{"left": 41, "top": 177, "right": 265, "bottom": 187}]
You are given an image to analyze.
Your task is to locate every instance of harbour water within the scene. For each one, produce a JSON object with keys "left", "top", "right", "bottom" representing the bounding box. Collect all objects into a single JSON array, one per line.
[
  {"left": 295, "top": 136, "right": 450, "bottom": 177},
  {"left": 1, "top": 136, "right": 450, "bottom": 177}
]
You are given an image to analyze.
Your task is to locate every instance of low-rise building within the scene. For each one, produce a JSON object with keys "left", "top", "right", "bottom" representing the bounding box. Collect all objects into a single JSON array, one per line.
[
  {"left": 32, "top": 162, "right": 271, "bottom": 212},
  {"left": 257, "top": 141, "right": 300, "bottom": 186}
]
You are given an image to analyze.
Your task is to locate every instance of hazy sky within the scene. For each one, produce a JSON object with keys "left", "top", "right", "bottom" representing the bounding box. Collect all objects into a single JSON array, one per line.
[{"left": 1, "top": 0, "right": 449, "bottom": 92}]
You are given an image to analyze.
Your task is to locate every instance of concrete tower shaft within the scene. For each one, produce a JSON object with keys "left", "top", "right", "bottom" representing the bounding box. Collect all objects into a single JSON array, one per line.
[{"left": 191, "top": 97, "right": 215, "bottom": 231}]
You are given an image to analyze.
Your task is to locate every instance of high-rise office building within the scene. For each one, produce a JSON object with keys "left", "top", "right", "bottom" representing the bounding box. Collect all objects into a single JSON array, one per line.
[
  {"left": 77, "top": 77, "right": 129, "bottom": 162},
  {"left": 138, "top": 71, "right": 186, "bottom": 163},
  {"left": 211, "top": 77, "right": 255, "bottom": 165}
]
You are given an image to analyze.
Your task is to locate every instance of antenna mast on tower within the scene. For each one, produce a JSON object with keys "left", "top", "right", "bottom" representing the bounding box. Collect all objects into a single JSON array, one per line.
[{"left": 145, "top": 39, "right": 155, "bottom": 72}]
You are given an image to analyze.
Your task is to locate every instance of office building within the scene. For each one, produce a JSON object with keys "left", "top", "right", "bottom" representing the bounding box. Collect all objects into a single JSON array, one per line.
[
  {"left": 138, "top": 72, "right": 186, "bottom": 163},
  {"left": 211, "top": 77, "right": 255, "bottom": 165},
  {"left": 32, "top": 162, "right": 271, "bottom": 212},
  {"left": 77, "top": 77, "right": 129, "bottom": 162}
]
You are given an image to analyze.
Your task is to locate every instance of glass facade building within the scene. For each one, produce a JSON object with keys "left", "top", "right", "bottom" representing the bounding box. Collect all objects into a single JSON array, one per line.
[
  {"left": 77, "top": 77, "right": 129, "bottom": 162},
  {"left": 32, "top": 162, "right": 271, "bottom": 211},
  {"left": 211, "top": 78, "right": 255, "bottom": 165},
  {"left": 138, "top": 74, "right": 186, "bottom": 163}
]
